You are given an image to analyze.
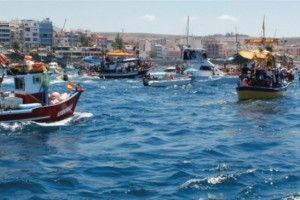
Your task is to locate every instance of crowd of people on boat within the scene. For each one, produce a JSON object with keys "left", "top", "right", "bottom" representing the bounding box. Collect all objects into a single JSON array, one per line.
[{"left": 237, "top": 61, "right": 294, "bottom": 88}]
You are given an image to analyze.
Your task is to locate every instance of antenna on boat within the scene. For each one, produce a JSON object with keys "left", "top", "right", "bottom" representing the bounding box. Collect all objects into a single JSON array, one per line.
[
  {"left": 273, "top": 28, "right": 277, "bottom": 39},
  {"left": 186, "top": 16, "right": 189, "bottom": 47},
  {"left": 235, "top": 27, "right": 240, "bottom": 53}
]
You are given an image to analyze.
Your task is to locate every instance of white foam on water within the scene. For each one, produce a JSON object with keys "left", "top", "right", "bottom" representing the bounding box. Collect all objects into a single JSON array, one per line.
[
  {"left": 180, "top": 178, "right": 203, "bottom": 189},
  {"left": 33, "top": 112, "right": 93, "bottom": 127},
  {"left": 0, "top": 121, "right": 32, "bottom": 132},
  {"left": 207, "top": 174, "right": 228, "bottom": 184}
]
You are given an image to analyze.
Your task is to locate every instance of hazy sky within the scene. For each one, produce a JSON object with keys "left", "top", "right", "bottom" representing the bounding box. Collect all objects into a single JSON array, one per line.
[{"left": 1, "top": 0, "right": 299, "bottom": 38}]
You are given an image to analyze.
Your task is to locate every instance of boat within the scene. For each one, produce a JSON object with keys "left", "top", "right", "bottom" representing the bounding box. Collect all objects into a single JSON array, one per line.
[
  {"left": 96, "top": 56, "right": 149, "bottom": 79},
  {"left": 182, "top": 48, "right": 226, "bottom": 78},
  {"left": 47, "top": 62, "right": 59, "bottom": 69},
  {"left": 235, "top": 49, "right": 294, "bottom": 100},
  {"left": 236, "top": 83, "right": 290, "bottom": 100},
  {"left": 143, "top": 73, "right": 192, "bottom": 87},
  {"left": 0, "top": 53, "right": 84, "bottom": 123},
  {"left": 149, "top": 66, "right": 180, "bottom": 77}
]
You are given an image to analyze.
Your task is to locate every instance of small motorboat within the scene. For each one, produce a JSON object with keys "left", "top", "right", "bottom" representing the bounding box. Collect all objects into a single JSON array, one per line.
[{"left": 143, "top": 75, "right": 192, "bottom": 87}]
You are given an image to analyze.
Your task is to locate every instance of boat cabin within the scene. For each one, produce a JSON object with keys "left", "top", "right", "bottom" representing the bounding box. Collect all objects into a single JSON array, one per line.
[
  {"left": 3, "top": 72, "right": 48, "bottom": 110},
  {"left": 182, "top": 48, "right": 207, "bottom": 61}
]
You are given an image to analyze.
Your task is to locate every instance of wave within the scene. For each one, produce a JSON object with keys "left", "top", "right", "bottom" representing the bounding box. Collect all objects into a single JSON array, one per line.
[{"left": 33, "top": 112, "right": 93, "bottom": 127}]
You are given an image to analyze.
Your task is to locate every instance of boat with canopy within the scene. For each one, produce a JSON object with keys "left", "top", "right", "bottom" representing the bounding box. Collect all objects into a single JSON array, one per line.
[{"left": 236, "top": 48, "right": 294, "bottom": 100}]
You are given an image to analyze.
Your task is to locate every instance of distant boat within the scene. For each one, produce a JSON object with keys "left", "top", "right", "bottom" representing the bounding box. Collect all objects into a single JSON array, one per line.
[
  {"left": 81, "top": 55, "right": 149, "bottom": 79},
  {"left": 47, "top": 62, "right": 59, "bottom": 69},
  {"left": 182, "top": 48, "right": 226, "bottom": 78},
  {"left": 235, "top": 49, "right": 294, "bottom": 100},
  {"left": 143, "top": 74, "right": 191, "bottom": 87}
]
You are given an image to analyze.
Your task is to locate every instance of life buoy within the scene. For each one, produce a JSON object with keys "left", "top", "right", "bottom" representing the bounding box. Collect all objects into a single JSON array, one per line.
[
  {"left": 14, "top": 63, "right": 23, "bottom": 72},
  {"left": 31, "top": 62, "right": 47, "bottom": 73},
  {"left": 0, "top": 53, "right": 9, "bottom": 65},
  {"left": 24, "top": 55, "right": 32, "bottom": 61}
]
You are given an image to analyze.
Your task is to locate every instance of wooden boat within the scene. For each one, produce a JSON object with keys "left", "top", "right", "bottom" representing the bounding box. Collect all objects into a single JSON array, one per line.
[
  {"left": 235, "top": 48, "right": 294, "bottom": 100},
  {"left": 236, "top": 83, "right": 290, "bottom": 100},
  {"left": 0, "top": 53, "right": 84, "bottom": 123},
  {"left": 143, "top": 76, "right": 192, "bottom": 87}
]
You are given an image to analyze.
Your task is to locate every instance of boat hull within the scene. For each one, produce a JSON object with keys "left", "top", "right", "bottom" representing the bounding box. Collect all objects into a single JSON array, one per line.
[
  {"left": 236, "top": 84, "right": 289, "bottom": 100},
  {"left": 0, "top": 91, "right": 83, "bottom": 123},
  {"left": 143, "top": 78, "right": 192, "bottom": 87}
]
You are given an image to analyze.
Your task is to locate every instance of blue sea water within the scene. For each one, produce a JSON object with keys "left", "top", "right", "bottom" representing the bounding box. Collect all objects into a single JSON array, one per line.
[{"left": 1, "top": 73, "right": 300, "bottom": 199}]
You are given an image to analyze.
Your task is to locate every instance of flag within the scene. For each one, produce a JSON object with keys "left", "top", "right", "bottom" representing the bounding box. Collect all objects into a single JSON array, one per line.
[{"left": 262, "top": 16, "right": 265, "bottom": 36}]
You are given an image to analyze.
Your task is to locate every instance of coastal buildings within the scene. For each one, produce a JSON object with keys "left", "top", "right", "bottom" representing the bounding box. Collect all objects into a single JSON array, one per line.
[
  {"left": 0, "top": 22, "right": 10, "bottom": 47},
  {"left": 1, "top": 18, "right": 300, "bottom": 62},
  {"left": 22, "top": 20, "right": 40, "bottom": 50},
  {"left": 39, "top": 18, "right": 53, "bottom": 49}
]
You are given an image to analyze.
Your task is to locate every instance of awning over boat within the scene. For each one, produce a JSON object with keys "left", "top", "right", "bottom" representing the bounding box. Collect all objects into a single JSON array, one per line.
[
  {"left": 238, "top": 49, "right": 271, "bottom": 60},
  {"left": 106, "top": 50, "right": 135, "bottom": 57},
  {"left": 82, "top": 57, "right": 102, "bottom": 64},
  {"left": 121, "top": 58, "right": 139, "bottom": 63}
]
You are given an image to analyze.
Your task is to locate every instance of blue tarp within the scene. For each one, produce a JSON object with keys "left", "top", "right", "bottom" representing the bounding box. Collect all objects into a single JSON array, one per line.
[
  {"left": 185, "top": 68, "right": 198, "bottom": 72},
  {"left": 118, "top": 58, "right": 139, "bottom": 63},
  {"left": 82, "top": 57, "right": 102, "bottom": 64}
]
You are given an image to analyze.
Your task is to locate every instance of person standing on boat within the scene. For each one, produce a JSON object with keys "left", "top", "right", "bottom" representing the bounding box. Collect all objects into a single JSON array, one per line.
[
  {"left": 0, "top": 73, "right": 4, "bottom": 94},
  {"left": 0, "top": 73, "right": 5, "bottom": 110}
]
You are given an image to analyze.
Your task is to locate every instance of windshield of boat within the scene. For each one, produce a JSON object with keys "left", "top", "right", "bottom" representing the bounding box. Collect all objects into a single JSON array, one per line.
[{"left": 183, "top": 49, "right": 206, "bottom": 61}]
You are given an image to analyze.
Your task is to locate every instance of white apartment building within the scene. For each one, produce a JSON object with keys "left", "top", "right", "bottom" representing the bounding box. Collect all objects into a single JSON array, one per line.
[{"left": 22, "top": 20, "right": 40, "bottom": 50}]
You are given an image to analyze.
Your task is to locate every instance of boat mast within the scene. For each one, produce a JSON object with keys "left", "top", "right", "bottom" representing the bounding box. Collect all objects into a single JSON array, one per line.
[
  {"left": 235, "top": 27, "right": 240, "bottom": 53},
  {"left": 186, "top": 16, "right": 189, "bottom": 47},
  {"left": 262, "top": 15, "right": 266, "bottom": 48}
]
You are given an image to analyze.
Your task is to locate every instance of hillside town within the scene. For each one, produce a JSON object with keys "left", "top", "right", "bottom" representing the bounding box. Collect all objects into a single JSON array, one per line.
[{"left": 1, "top": 17, "right": 300, "bottom": 64}]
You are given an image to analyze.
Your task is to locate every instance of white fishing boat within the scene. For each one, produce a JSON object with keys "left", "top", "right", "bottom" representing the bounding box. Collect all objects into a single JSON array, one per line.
[{"left": 47, "top": 62, "right": 59, "bottom": 69}]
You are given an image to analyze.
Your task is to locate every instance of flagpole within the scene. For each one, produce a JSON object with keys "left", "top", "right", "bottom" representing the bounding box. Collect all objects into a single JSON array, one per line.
[
  {"left": 262, "top": 15, "right": 265, "bottom": 38},
  {"left": 262, "top": 15, "right": 265, "bottom": 48}
]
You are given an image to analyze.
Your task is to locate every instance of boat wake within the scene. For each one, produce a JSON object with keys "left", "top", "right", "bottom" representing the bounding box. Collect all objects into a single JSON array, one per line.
[
  {"left": 0, "top": 112, "right": 93, "bottom": 132},
  {"left": 0, "top": 121, "right": 32, "bottom": 132},
  {"left": 33, "top": 112, "right": 93, "bottom": 127}
]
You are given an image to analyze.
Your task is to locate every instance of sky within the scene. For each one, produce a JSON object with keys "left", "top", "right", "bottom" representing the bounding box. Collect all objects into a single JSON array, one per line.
[{"left": 1, "top": 0, "right": 300, "bottom": 38}]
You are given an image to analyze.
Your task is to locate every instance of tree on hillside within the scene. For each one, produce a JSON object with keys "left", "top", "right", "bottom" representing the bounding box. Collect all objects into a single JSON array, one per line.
[
  {"left": 78, "top": 33, "right": 92, "bottom": 47},
  {"left": 111, "top": 32, "right": 123, "bottom": 50},
  {"left": 12, "top": 40, "right": 20, "bottom": 52}
]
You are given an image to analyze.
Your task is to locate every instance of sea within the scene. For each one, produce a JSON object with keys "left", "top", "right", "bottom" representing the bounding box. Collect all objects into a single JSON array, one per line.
[{"left": 1, "top": 71, "right": 300, "bottom": 199}]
